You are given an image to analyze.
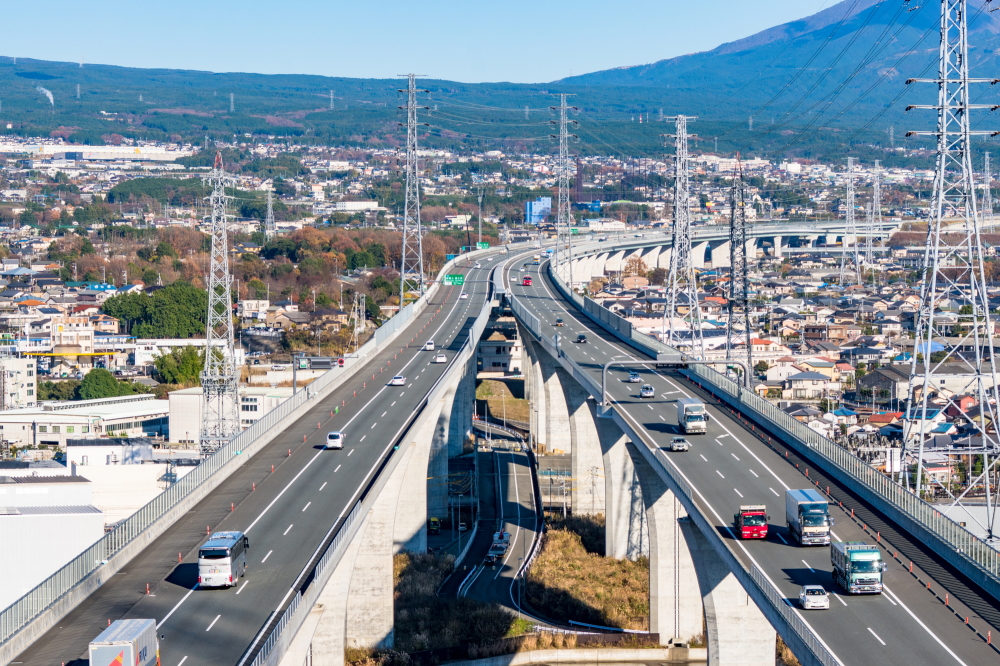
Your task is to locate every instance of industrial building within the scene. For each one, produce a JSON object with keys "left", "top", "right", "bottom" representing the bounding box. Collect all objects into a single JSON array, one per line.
[
  {"left": 525, "top": 197, "right": 552, "bottom": 225},
  {"left": 168, "top": 386, "right": 294, "bottom": 444},
  {"left": 0, "top": 475, "right": 104, "bottom": 610},
  {"left": 0, "top": 394, "right": 169, "bottom": 449}
]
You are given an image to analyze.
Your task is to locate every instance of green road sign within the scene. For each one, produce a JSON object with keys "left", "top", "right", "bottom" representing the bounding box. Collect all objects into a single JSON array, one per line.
[
  {"left": 444, "top": 274, "right": 465, "bottom": 286},
  {"left": 476, "top": 242, "right": 489, "bottom": 250}
]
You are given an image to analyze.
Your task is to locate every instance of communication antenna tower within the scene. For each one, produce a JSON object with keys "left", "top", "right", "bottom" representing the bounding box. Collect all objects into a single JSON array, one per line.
[
  {"left": 839, "top": 158, "right": 860, "bottom": 285},
  {"left": 726, "top": 156, "right": 753, "bottom": 375},
  {"left": 199, "top": 152, "right": 240, "bottom": 457},
  {"left": 904, "top": 0, "right": 1000, "bottom": 534},
  {"left": 550, "top": 94, "right": 579, "bottom": 287},
  {"left": 662, "top": 115, "right": 704, "bottom": 356},
  {"left": 229, "top": 93, "right": 235, "bottom": 113},
  {"left": 984, "top": 152, "right": 994, "bottom": 226},
  {"left": 263, "top": 190, "right": 276, "bottom": 239},
  {"left": 397, "top": 74, "right": 428, "bottom": 305}
]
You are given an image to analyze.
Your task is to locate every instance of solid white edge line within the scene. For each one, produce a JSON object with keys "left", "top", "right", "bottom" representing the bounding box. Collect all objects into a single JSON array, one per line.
[{"left": 882, "top": 585, "right": 967, "bottom": 665}]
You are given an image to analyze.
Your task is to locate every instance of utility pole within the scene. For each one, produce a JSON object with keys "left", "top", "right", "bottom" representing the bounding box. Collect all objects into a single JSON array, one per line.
[
  {"left": 663, "top": 115, "right": 704, "bottom": 357},
  {"left": 839, "top": 157, "right": 859, "bottom": 286},
  {"left": 550, "top": 94, "right": 579, "bottom": 289},
  {"left": 350, "top": 291, "right": 366, "bottom": 353},
  {"left": 263, "top": 190, "right": 276, "bottom": 239},
  {"left": 199, "top": 153, "right": 240, "bottom": 457},
  {"left": 476, "top": 186, "right": 484, "bottom": 245},
  {"left": 398, "top": 74, "right": 427, "bottom": 306},
  {"left": 727, "top": 156, "right": 753, "bottom": 377},
  {"left": 905, "top": 0, "right": 1000, "bottom": 536}
]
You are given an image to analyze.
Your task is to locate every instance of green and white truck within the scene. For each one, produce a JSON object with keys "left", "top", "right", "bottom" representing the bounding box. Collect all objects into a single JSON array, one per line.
[{"left": 831, "top": 541, "right": 887, "bottom": 594}]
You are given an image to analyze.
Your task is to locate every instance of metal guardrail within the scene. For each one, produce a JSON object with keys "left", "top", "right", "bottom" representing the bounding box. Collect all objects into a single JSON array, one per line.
[
  {"left": 0, "top": 249, "right": 490, "bottom": 655},
  {"left": 236, "top": 260, "right": 499, "bottom": 666}
]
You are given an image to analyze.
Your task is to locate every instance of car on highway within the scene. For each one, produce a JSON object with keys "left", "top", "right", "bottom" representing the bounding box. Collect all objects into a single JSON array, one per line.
[
  {"left": 555, "top": 318, "right": 564, "bottom": 326},
  {"left": 668, "top": 436, "right": 690, "bottom": 452},
  {"left": 325, "top": 431, "right": 345, "bottom": 450},
  {"left": 433, "top": 353, "right": 447, "bottom": 363},
  {"left": 627, "top": 371, "right": 641, "bottom": 383},
  {"left": 640, "top": 384, "right": 655, "bottom": 398},
  {"left": 522, "top": 277, "right": 532, "bottom": 286},
  {"left": 388, "top": 375, "right": 406, "bottom": 386},
  {"left": 799, "top": 585, "right": 829, "bottom": 610},
  {"left": 271, "top": 364, "right": 284, "bottom": 371},
  {"left": 423, "top": 340, "right": 435, "bottom": 351},
  {"left": 460, "top": 292, "right": 468, "bottom": 299},
  {"left": 576, "top": 333, "right": 587, "bottom": 343},
  {"left": 474, "top": 262, "right": 481, "bottom": 268}
]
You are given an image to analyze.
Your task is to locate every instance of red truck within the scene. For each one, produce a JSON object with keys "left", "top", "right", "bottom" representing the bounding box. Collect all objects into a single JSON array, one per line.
[{"left": 734, "top": 505, "right": 769, "bottom": 539}]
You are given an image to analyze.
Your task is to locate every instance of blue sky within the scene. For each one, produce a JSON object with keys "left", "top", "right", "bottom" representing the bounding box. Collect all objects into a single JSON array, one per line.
[{"left": 6, "top": 1, "right": 834, "bottom": 82}]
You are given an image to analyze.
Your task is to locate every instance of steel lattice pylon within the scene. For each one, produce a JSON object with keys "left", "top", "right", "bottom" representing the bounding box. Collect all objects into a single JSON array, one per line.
[
  {"left": 550, "top": 94, "right": 578, "bottom": 286},
  {"left": 905, "top": 0, "right": 1000, "bottom": 537},
  {"left": 200, "top": 152, "right": 240, "bottom": 456},
  {"left": 727, "top": 157, "right": 753, "bottom": 375},
  {"left": 398, "top": 74, "right": 427, "bottom": 305},
  {"left": 263, "top": 190, "right": 276, "bottom": 239},
  {"left": 663, "top": 115, "right": 704, "bottom": 356},
  {"left": 863, "top": 161, "right": 883, "bottom": 275},
  {"left": 984, "top": 152, "right": 994, "bottom": 226},
  {"left": 839, "top": 157, "right": 861, "bottom": 286}
]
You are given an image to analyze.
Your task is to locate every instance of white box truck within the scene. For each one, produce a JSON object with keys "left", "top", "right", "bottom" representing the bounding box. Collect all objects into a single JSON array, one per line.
[
  {"left": 89, "top": 618, "right": 159, "bottom": 666},
  {"left": 676, "top": 397, "right": 708, "bottom": 434},
  {"left": 785, "top": 488, "right": 833, "bottom": 545}
]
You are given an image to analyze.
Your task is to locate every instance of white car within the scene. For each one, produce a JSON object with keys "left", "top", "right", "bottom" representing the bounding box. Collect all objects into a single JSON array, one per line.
[
  {"left": 627, "top": 371, "right": 642, "bottom": 383},
  {"left": 640, "top": 384, "right": 655, "bottom": 399},
  {"left": 325, "top": 431, "right": 344, "bottom": 450},
  {"left": 668, "top": 436, "right": 690, "bottom": 452},
  {"left": 433, "top": 353, "right": 447, "bottom": 363},
  {"left": 271, "top": 364, "right": 284, "bottom": 371},
  {"left": 460, "top": 292, "right": 468, "bottom": 299},
  {"left": 799, "top": 585, "right": 829, "bottom": 610},
  {"left": 423, "top": 340, "right": 435, "bottom": 351},
  {"left": 474, "top": 262, "right": 481, "bottom": 269},
  {"left": 388, "top": 375, "right": 406, "bottom": 386}
]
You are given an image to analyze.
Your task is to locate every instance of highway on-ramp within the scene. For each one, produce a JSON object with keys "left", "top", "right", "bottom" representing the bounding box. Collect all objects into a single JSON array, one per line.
[
  {"left": 15, "top": 254, "right": 500, "bottom": 666},
  {"left": 505, "top": 255, "right": 1000, "bottom": 666}
]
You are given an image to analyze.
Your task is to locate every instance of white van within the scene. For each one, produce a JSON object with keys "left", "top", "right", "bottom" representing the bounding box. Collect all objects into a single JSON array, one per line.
[{"left": 326, "top": 431, "right": 345, "bottom": 449}]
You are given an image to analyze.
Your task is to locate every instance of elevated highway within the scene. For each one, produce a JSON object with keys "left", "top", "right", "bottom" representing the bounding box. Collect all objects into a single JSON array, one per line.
[
  {"left": 9, "top": 252, "right": 503, "bottom": 666},
  {"left": 504, "top": 251, "right": 1000, "bottom": 666}
]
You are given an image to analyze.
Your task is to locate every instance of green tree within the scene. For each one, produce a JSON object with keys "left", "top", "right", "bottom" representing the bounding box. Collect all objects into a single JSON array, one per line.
[
  {"left": 154, "top": 346, "right": 204, "bottom": 385},
  {"left": 38, "top": 380, "right": 80, "bottom": 401},
  {"left": 102, "top": 280, "right": 208, "bottom": 338},
  {"left": 78, "top": 369, "right": 143, "bottom": 400},
  {"left": 754, "top": 360, "right": 769, "bottom": 374}
]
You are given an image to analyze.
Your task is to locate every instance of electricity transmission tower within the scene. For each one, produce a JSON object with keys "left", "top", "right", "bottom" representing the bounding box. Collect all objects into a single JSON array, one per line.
[
  {"left": 263, "top": 190, "right": 276, "bottom": 239},
  {"left": 839, "top": 157, "right": 860, "bottom": 285},
  {"left": 229, "top": 93, "right": 234, "bottom": 113},
  {"left": 550, "top": 94, "right": 578, "bottom": 287},
  {"left": 984, "top": 152, "right": 994, "bottom": 226},
  {"left": 662, "top": 115, "right": 704, "bottom": 356},
  {"left": 476, "top": 186, "right": 484, "bottom": 245},
  {"left": 349, "top": 291, "right": 366, "bottom": 352},
  {"left": 905, "top": 0, "right": 1000, "bottom": 536},
  {"left": 199, "top": 153, "right": 240, "bottom": 456},
  {"left": 727, "top": 157, "right": 753, "bottom": 375},
  {"left": 398, "top": 74, "right": 427, "bottom": 305},
  {"left": 863, "top": 161, "right": 883, "bottom": 281}
]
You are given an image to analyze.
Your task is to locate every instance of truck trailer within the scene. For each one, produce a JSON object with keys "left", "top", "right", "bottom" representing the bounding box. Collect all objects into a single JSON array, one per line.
[
  {"left": 676, "top": 397, "right": 708, "bottom": 434},
  {"left": 831, "top": 541, "right": 887, "bottom": 594},
  {"left": 89, "top": 619, "right": 159, "bottom": 666},
  {"left": 785, "top": 489, "right": 833, "bottom": 545},
  {"left": 734, "top": 505, "right": 769, "bottom": 539}
]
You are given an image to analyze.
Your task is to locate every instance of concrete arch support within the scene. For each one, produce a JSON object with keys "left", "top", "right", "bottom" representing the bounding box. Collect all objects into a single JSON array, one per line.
[
  {"left": 539, "top": 352, "right": 573, "bottom": 456},
  {"left": 711, "top": 241, "right": 731, "bottom": 269},
  {"left": 448, "top": 361, "right": 475, "bottom": 457},
  {"left": 396, "top": 396, "right": 447, "bottom": 553},
  {"left": 427, "top": 384, "right": 457, "bottom": 523},
  {"left": 657, "top": 246, "right": 673, "bottom": 269},
  {"left": 691, "top": 241, "right": 709, "bottom": 269},
  {"left": 625, "top": 441, "right": 702, "bottom": 644},
  {"left": 563, "top": 387, "right": 605, "bottom": 517},
  {"left": 680, "top": 521, "right": 775, "bottom": 666}
]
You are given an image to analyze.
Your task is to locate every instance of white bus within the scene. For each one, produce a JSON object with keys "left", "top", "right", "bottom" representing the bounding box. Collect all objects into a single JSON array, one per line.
[{"left": 198, "top": 531, "right": 249, "bottom": 588}]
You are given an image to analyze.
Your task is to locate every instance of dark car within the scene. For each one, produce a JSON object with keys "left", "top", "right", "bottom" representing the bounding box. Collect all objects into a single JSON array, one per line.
[
  {"left": 577, "top": 334, "right": 587, "bottom": 343},
  {"left": 555, "top": 318, "right": 564, "bottom": 326}
]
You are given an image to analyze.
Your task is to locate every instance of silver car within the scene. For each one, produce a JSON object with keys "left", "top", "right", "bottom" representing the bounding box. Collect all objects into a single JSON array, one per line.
[
  {"left": 668, "top": 436, "right": 690, "bottom": 452},
  {"left": 627, "top": 371, "right": 642, "bottom": 383},
  {"left": 640, "top": 384, "right": 655, "bottom": 399},
  {"left": 799, "top": 585, "right": 829, "bottom": 610}
]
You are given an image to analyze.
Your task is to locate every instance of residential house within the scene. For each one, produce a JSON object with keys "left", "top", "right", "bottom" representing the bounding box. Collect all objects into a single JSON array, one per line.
[
  {"left": 782, "top": 371, "right": 841, "bottom": 401},
  {"left": 857, "top": 365, "right": 910, "bottom": 403}
]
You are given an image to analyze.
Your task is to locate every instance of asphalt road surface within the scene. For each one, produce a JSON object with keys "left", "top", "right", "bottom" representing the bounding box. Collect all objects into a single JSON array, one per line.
[
  {"left": 505, "top": 254, "right": 1000, "bottom": 666},
  {"left": 16, "top": 254, "right": 501, "bottom": 666}
]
